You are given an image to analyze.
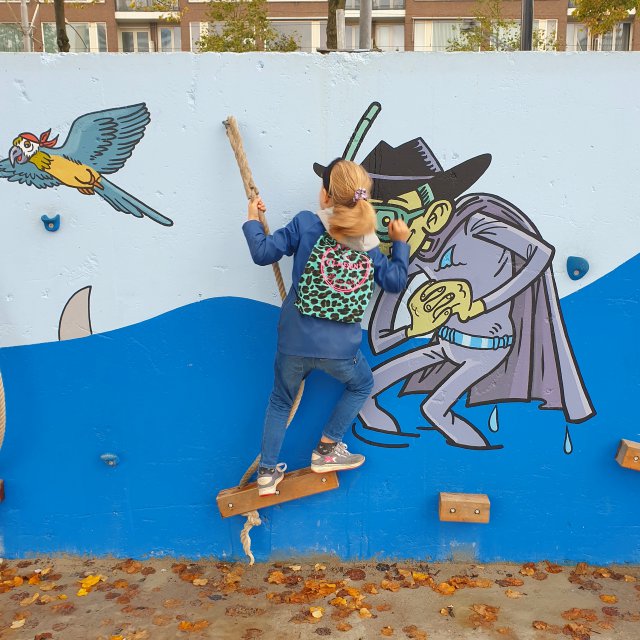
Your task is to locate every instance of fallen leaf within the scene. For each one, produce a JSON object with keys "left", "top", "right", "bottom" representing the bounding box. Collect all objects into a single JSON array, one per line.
[
  {"left": 574, "top": 563, "right": 589, "bottom": 575},
  {"left": 505, "top": 589, "right": 524, "bottom": 599},
  {"left": 163, "top": 598, "right": 183, "bottom": 608},
  {"left": 520, "top": 563, "right": 536, "bottom": 576},
  {"left": 34, "top": 634, "right": 53, "bottom": 640},
  {"left": 363, "top": 583, "right": 379, "bottom": 594},
  {"left": 381, "top": 626, "right": 394, "bottom": 636},
  {"left": 192, "top": 578, "right": 208, "bottom": 586},
  {"left": 496, "top": 578, "right": 524, "bottom": 587},
  {"left": 153, "top": 615, "right": 173, "bottom": 626},
  {"left": 20, "top": 592, "right": 39, "bottom": 606},
  {"left": 346, "top": 568, "right": 366, "bottom": 581},
  {"left": 623, "top": 575, "right": 636, "bottom": 582},
  {"left": 314, "top": 563, "right": 326, "bottom": 571},
  {"left": 436, "top": 582, "right": 456, "bottom": 595},
  {"left": 10, "top": 619, "right": 26, "bottom": 629},
  {"left": 336, "top": 622, "right": 352, "bottom": 632},
  {"left": 599, "top": 594, "right": 617, "bottom": 604},
  {"left": 402, "top": 625, "right": 428, "bottom": 640},
  {"left": 545, "top": 562, "right": 564, "bottom": 574},
  {"left": 178, "top": 620, "right": 210, "bottom": 632},
  {"left": 562, "top": 622, "right": 591, "bottom": 639},
  {"left": 561, "top": 608, "right": 597, "bottom": 622},
  {"left": 601, "top": 607, "right": 620, "bottom": 617},
  {"left": 289, "top": 565, "right": 302, "bottom": 571},
  {"left": 119, "top": 559, "right": 143, "bottom": 574},
  {"left": 226, "top": 605, "right": 266, "bottom": 618},
  {"left": 267, "top": 571, "right": 287, "bottom": 585},
  {"left": 381, "top": 579, "right": 401, "bottom": 592},
  {"left": 359, "top": 607, "right": 373, "bottom": 618},
  {"left": 113, "top": 579, "right": 129, "bottom": 590},
  {"left": 310, "top": 606, "right": 324, "bottom": 619},
  {"left": 376, "top": 604, "right": 391, "bottom": 612},
  {"left": 242, "top": 630, "right": 264, "bottom": 639}
]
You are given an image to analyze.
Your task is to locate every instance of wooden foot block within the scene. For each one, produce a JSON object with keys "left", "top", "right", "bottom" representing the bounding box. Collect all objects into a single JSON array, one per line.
[
  {"left": 439, "top": 492, "right": 490, "bottom": 524},
  {"left": 615, "top": 439, "right": 640, "bottom": 471},
  {"left": 217, "top": 468, "right": 339, "bottom": 518},
  {"left": 0, "top": 479, "right": 4, "bottom": 502}
]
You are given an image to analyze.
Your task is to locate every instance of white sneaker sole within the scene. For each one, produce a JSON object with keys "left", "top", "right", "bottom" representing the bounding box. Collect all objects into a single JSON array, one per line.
[
  {"left": 310, "top": 458, "right": 365, "bottom": 474},
  {"left": 258, "top": 474, "right": 285, "bottom": 496}
]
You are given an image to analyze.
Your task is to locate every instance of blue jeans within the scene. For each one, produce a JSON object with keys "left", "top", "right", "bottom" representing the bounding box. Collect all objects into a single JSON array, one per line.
[{"left": 260, "top": 350, "right": 374, "bottom": 468}]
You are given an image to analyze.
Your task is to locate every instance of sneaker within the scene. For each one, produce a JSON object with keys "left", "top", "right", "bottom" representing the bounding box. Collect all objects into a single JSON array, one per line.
[
  {"left": 311, "top": 442, "right": 365, "bottom": 473},
  {"left": 257, "top": 462, "right": 287, "bottom": 496}
]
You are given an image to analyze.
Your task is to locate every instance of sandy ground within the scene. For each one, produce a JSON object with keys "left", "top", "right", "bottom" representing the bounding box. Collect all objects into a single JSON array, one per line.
[{"left": 0, "top": 557, "right": 639, "bottom": 640}]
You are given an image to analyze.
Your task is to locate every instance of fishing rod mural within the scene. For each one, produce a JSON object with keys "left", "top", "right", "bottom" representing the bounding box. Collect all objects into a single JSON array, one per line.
[{"left": 314, "top": 102, "right": 595, "bottom": 451}]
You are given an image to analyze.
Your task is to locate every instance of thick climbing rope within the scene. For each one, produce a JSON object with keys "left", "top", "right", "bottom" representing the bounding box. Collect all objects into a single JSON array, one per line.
[
  {"left": 224, "top": 116, "right": 305, "bottom": 565},
  {"left": 0, "top": 372, "right": 5, "bottom": 452}
]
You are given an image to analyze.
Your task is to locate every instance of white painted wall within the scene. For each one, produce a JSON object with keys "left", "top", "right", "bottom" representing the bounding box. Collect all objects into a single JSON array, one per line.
[{"left": 0, "top": 52, "right": 638, "bottom": 347}]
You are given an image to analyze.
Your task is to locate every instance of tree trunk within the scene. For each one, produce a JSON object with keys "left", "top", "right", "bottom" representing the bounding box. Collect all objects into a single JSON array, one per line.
[
  {"left": 54, "top": 0, "right": 70, "bottom": 52},
  {"left": 326, "top": 0, "right": 345, "bottom": 50}
]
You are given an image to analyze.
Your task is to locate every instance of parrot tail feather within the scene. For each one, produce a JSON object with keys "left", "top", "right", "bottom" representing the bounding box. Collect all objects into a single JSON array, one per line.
[{"left": 97, "top": 178, "right": 173, "bottom": 227}]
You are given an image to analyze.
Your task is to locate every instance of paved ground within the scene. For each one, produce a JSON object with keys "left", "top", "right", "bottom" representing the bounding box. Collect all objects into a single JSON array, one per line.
[{"left": 0, "top": 557, "right": 639, "bottom": 639}]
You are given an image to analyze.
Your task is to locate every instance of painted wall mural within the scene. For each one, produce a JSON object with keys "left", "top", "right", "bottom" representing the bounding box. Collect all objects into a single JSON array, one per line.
[
  {"left": 0, "top": 103, "right": 173, "bottom": 227},
  {"left": 316, "top": 103, "right": 596, "bottom": 451},
  {"left": 0, "top": 53, "right": 638, "bottom": 564}
]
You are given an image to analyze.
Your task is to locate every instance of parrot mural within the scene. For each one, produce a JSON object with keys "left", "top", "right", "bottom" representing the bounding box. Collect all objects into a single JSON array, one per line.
[{"left": 0, "top": 103, "right": 173, "bottom": 226}]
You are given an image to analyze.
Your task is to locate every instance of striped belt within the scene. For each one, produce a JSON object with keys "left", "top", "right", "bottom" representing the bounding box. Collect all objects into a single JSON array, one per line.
[{"left": 437, "top": 326, "right": 513, "bottom": 350}]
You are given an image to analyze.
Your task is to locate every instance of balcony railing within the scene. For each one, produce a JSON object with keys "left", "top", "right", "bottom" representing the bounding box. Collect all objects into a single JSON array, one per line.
[
  {"left": 346, "top": 0, "right": 405, "bottom": 9},
  {"left": 116, "top": 0, "right": 178, "bottom": 12}
]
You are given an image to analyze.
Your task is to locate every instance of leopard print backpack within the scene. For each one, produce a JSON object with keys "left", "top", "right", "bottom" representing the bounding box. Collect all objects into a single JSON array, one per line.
[{"left": 295, "top": 232, "right": 374, "bottom": 324}]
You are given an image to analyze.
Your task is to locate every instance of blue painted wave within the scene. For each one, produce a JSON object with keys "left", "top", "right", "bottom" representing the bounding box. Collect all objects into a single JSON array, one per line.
[{"left": 0, "top": 252, "right": 639, "bottom": 563}]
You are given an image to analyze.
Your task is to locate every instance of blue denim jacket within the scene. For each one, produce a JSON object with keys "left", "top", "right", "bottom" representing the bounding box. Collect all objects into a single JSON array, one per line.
[{"left": 243, "top": 210, "right": 409, "bottom": 359}]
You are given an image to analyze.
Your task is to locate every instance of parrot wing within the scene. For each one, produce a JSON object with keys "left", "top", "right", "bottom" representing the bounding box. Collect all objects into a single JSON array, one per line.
[
  {"left": 0, "top": 157, "right": 61, "bottom": 188},
  {"left": 57, "top": 103, "right": 151, "bottom": 175}
]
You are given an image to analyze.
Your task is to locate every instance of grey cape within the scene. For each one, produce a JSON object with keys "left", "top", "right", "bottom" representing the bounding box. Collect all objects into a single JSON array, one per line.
[{"left": 400, "top": 194, "right": 595, "bottom": 424}]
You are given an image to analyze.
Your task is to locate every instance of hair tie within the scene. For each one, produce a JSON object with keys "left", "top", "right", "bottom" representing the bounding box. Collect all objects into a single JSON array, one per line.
[{"left": 353, "top": 188, "right": 368, "bottom": 202}]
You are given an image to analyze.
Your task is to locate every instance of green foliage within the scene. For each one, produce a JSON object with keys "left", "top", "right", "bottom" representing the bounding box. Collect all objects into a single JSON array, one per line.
[
  {"left": 197, "top": 0, "right": 298, "bottom": 52},
  {"left": 572, "top": 0, "right": 636, "bottom": 36},
  {"left": 446, "top": 0, "right": 557, "bottom": 51}
]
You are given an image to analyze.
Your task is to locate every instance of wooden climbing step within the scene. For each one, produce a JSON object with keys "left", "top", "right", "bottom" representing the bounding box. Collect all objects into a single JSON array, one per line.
[{"left": 217, "top": 468, "right": 339, "bottom": 518}]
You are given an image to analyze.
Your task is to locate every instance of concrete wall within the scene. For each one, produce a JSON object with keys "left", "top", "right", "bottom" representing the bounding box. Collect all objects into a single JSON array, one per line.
[{"left": 0, "top": 52, "right": 638, "bottom": 563}]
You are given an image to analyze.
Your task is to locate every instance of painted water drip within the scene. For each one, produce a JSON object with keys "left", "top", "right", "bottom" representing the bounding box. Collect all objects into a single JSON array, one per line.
[
  {"left": 567, "top": 256, "right": 589, "bottom": 281},
  {"left": 563, "top": 426, "right": 573, "bottom": 455},
  {"left": 41, "top": 214, "right": 60, "bottom": 232},
  {"left": 488, "top": 406, "right": 499, "bottom": 433}
]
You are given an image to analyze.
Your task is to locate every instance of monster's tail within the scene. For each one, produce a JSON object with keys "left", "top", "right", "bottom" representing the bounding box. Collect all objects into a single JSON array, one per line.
[{"left": 97, "top": 178, "right": 174, "bottom": 227}]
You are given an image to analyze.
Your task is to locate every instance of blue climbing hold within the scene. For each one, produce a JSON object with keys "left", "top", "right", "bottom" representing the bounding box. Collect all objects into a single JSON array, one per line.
[
  {"left": 41, "top": 214, "right": 60, "bottom": 232},
  {"left": 567, "top": 256, "right": 589, "bottom": 281}
]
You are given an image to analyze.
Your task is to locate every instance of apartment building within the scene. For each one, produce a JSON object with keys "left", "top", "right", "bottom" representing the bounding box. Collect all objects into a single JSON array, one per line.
[{"left": 0, "top": 0, "right": 637, "bottom": 53}]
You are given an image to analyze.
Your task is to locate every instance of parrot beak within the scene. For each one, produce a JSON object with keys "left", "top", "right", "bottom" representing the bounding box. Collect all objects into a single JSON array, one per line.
[{"left": 9, "top": 145, "right": 23, "bottom": 167}]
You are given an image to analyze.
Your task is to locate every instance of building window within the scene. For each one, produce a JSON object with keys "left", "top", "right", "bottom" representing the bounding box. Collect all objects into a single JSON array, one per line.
[
  {"left": 566, "top": 21, "right": 631, "bottom": 51},
  {"left": 344, "top": 24, "right": 360, "bottom": 49},
  {"left": 414, "top": 18, "right": 556, "bottom": 51},
  {"left": 0, "top": 23, "right": 23, "bottom": 52},
  {"left": 374, "top": 23, "right": 404, "bottom": 50},
  {"left": 270, "top": 20, "right": 327, "bottom": 52},
  {"left": 414, "top": 20, "right": 473, "bottom": 51},
  {"left": 189, "top": 22, "right": 218, "bottom": 51},
  {"left": 43, "top": 22, "right": 107, "bottom": 52},
  {"left": 120, "top": 28, "right": 151, "bottom": 52},
  {"left": 159, "top": 25, "right": 181, "bottom": 51}
]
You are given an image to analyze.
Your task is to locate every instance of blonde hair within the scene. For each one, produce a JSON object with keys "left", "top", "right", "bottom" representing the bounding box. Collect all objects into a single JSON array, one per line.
[{"left": 326, "top": 161, "right": 376, "bottom": 240}]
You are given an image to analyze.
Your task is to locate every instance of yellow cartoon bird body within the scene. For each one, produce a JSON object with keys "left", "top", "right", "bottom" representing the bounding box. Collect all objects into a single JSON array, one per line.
[{"left": 29, "top": 150, "right": 103, "bottom": 195}]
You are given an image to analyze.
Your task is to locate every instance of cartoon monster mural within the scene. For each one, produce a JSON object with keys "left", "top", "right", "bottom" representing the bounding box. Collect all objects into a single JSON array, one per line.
[
  {"left": 0, "top": 103, "right": 173, "bottom": 226},
  {"left": 315, "top": 102, "right": 595, "bottom": 450}
]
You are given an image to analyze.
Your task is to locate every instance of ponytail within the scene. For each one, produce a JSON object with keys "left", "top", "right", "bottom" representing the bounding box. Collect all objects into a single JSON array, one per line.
[{"left": 325, "top": 160, "right": 376, "bottom": 240}]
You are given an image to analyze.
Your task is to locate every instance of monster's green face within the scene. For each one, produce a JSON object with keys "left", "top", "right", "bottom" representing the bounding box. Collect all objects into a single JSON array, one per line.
[{"left": 374, "top": 183, "right": 453, "bottom": 257}]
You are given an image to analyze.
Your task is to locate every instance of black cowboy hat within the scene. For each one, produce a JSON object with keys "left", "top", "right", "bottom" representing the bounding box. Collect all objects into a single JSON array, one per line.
[{"left": 313, "top": 138, "right": 491, "bottom": 203}]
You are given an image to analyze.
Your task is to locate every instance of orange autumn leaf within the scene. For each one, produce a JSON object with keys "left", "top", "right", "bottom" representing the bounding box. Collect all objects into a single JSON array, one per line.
[
  {"left": 359, "top": 607, "right": 373, "bottom": 618},
  {"left": 336, "top": 622, "right": 353, "bottom": 632},
  {"left": 520, "top": 563, "right": 536, "bottom": 576},
  {"left": 402, "top": 626, "right": 428, "bottom": 640},
  {"left": 178, "top": 620, "right": 210, "bottom": 632},
  {"left": 505, "top": 589, "right": 524, "bottom": 598},
  {"left": 600, "top": 594, "right": 617, "bottom": 604},
  {"left": 381, "top": 627, "right": 394, "bottom": 636},
  {"left": 380, "top": 579, "right": 401, "bottom": 592},
  {"left": 544, "top": 561, "right": 563, "bottom": 574},
  {"left": 267, "top": 571, "right": 287, "bottom": 585},
  {"left": 561, "top": 608, "right": 598, "bottom": 622},
  {"left": 436, "top": 582, "right": 456, "bottom": 595}
]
